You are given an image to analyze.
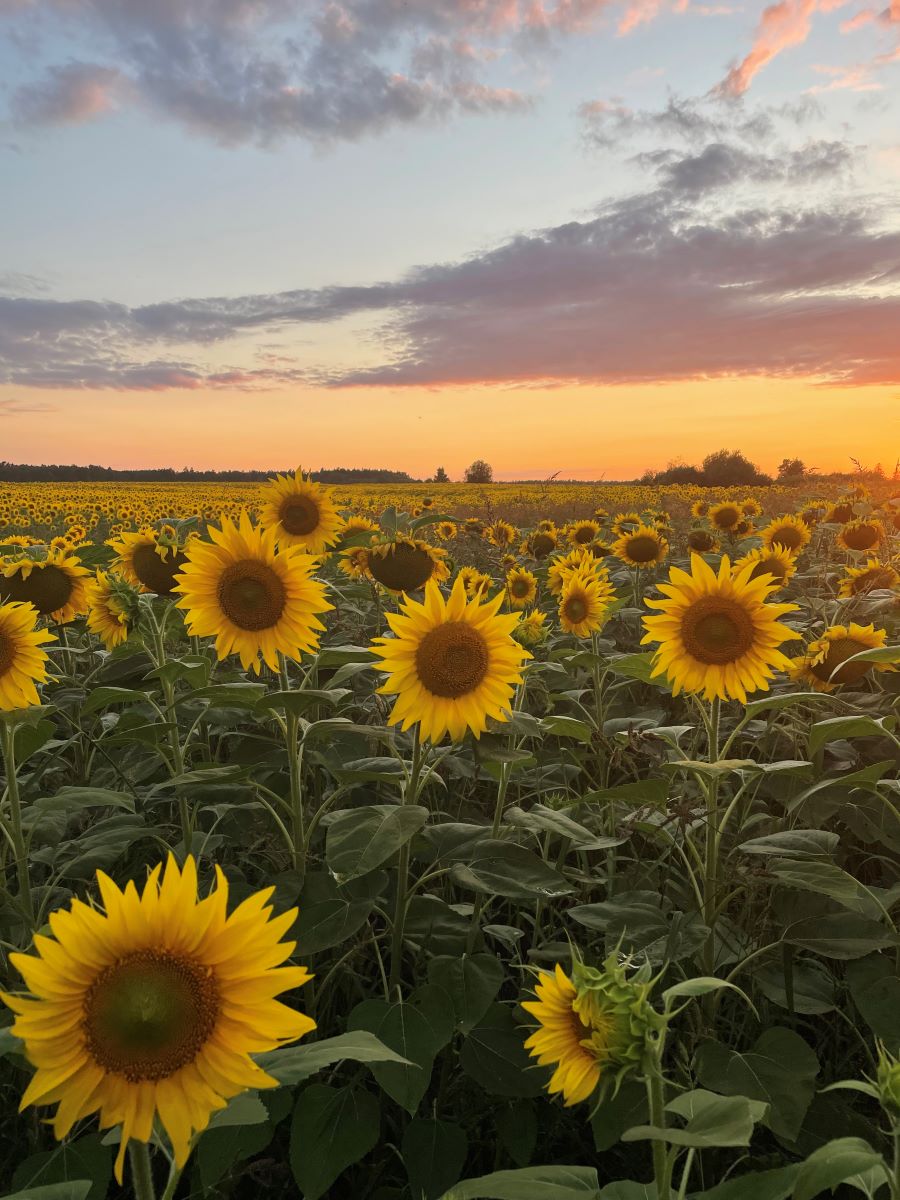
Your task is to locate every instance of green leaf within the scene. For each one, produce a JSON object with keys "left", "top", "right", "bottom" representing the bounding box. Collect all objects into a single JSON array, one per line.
[
  {"left": 744, "top": 693, "right": 833, "bottom": 719},
  {"left": 403, "top": 1119, "right": 468, "bottom": 1200},
  {"left": 624, "top": 1090, "right": 766, "bottom": 1148},
  {"left": 738, "top": 830, "right": 840, "bottom": 858},
  {"left": 497, "top": 1102, "right": 538, "bottom": 1166},
  {"left": 694, "top": 1028, "right": 819, "bottom": 1140},
  {"left": 504, "top": 804, "right": 620, "bottom": 850},
  {"left": 693, "top": 1165, "right": 801, "bottom": 1200},
  {"left": 292, "top": 872, "right": 375, "bottom": 955},
  {"left": 785, "top": 913, "right": 898, "bottom": 959},
  {"left": 326, "top": 804, "right": 428, "bottom": 882},
  {"left": 792, "top": 1138, "right": 887, "bottom": 1200},
  {"left": 256, "top": 687, "right": 351, "bottom": 716},
  {"left": 10, "top": 1135, "right": 111, "bottom": 1200},
  {"left": 257, "top": 1031, "right": 411, "bottom": 1086},
  {"left": 31, "top": 787, "right": 135, "bottom": 815},
  {"left": 606, "top": 652, "right": 658, "bottom": 682},
  {"left": 540, "top": 715, "right": 594, "bottom": 742},
  {"left": 590, "top": 1081, "right": 649, "bottom": 1153},
  {"left": 347, "top": 999, "right": 440, "bottom": 1114},
  {"left": 755, "top": 959, "right": 836, "bottom": 1015},
  {"left": 460, "top": 1005, "right": 547, "bottom": 1098},
  {"left": 428, "top": 954, "right": 504, "bottom": 1034},
  {"left": 206, "top": 1091, "right": 268, "bottom": 1129},
  {"left": 451, "top": 841, "right": 573, "bottom": 900},
  {"left": 289, "top": 1083, "right": 380, "bottom": 1200},
  {"left": 0, "top": 1186, "right": 93, "bottom": 1200},
  {"left": 769, "top": 860, "right": 882, "bottom": 918},
  {"left": 846, "top": 954, "right": 900, "bottom": 1051},
  {"left": 808, "top": 715, "right": 895, "bottom": 755},
  {"left": 438, "top": 1165, "right": 601, "bottom": 1199}
]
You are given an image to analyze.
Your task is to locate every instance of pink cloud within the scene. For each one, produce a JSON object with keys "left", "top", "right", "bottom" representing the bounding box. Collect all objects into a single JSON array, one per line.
[
  {"left": 715, "top": 0, "right": 821, "bottom": 96},
  {"left": 13, "top": 62, "right": 126, "bottom": 126}
]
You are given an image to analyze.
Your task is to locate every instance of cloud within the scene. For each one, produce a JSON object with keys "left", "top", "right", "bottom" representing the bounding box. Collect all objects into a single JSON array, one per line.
[
  {"left": 0, "top": 398, "right": 56, "bottom": 415},
  {"left": 637, "top": 138, "right": 854, "bottom": 193},
  {"left": 2, "top": 165, "right": 899, "bottom": 392},
  {"left": 12, "top": 62, "right": 127, "bottom": 126}
]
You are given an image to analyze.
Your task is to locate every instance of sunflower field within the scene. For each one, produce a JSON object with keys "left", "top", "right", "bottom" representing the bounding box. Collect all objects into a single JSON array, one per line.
[{"left": 0, "top": 472, "right": 899, "bottom": 1200}]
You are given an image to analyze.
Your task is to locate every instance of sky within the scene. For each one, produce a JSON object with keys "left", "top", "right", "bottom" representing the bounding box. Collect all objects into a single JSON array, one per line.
[{"left": 1, "top": 0, "right": 899, "bottom": 480}]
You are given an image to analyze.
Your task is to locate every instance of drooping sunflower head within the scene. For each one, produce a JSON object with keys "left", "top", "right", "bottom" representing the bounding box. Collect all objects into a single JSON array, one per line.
[
  {"left": 367, "top": 538, "right": 450, "bottom": 593},
  {"left": 759, "top": 514, "right": 811, "bottom": 554},
  {"left": 799, "top": 502, "right": 827, "bottom": 527},
  {"left": 690, "top": 500, "right": 709, "bottom": 519},
  {"left": 642, "top": 554, "right": 800, "bottom": 702},
  {"left": 108, "top": 529, "right": 189, "bottom": 596},
  {"left": 259, "top": 468, "right": 345, "bottom": 554},
  {"left": 612, "top": 524, "right": 669, "bottom": 570},
  {"left": 527, "top": 529, "right": 558, "bottom": 559},
  {"left": 558, "top": 568, "right": 615, "bottom": 638},
  {"left": 371, "top": 575, "right": 530, "bottom": 742},
  {"left": 824, "top": 501, "right": 855, "bottom": 525},
  {"left": 0, "top": 549, "right": 90, "bottom": 623},
  {"left": 174, "top": 511, "right": 333, "bottom": 673},
  {"left": 568, "top": 519, "right": 601, "bottom": 546},
  {"left": 838, "top": 559, "right": 900, "bottom": 598},
  {"left": 86, "top": 571, "right": 141, "bottom": 651},
  {"left": 789, "top": 622, "right": 896, "bottom": 692},
  {"left": 837, "top": 518, "right": 885, "bottom": 554},
  {"left": 506, "top": 566, "right": 538, "bottom": 609},
  {"left": 708, "top": 502, "right": 743, "bottom": 532},
  {"left": 522, "top": 953, "right": 660, "bottom": 1107},
  {"left": 687, "top": 529, "right": 719, "bottom": 554},
  {"left": 732, "top": 543, "right": 798, "bottom": 588},
  {"left": 0, "top": 601, "right": 55, "bottom": 710},
  {"left": 2, "top": 855, "right": 315, "bottom": 1183}
]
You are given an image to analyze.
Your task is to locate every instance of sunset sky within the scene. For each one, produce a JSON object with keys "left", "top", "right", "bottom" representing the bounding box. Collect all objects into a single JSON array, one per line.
[{"left": 1, "top": 0, "right": 899, "bottom": 480}]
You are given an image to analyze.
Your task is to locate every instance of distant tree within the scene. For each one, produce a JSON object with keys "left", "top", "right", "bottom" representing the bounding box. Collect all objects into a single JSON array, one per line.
[
  {"left": 777, "top": 458, "right": 806, "bottom": 479},
  {"left": 700, "top": 449, "right": 770, "bottom": 487},
  {"left": 464, "top": 459, "right": 493, "bottom": 484},
  {"left": 433, "top": 466, "right": 450, "bottom": 483}
]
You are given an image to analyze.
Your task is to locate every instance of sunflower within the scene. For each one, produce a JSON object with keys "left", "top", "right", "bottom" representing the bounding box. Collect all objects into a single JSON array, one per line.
[
  {"left": 435, "top": 521, "right": 458, "bottom": 541},
  {"left": 547, "top": 548, "right": 595, "bottom": 597},
  {"left": 522, "top": 955, "right": 657, "bottom": 1107},
  {"left": 464, "top": 518, "right": 485, "bottom": 538},
  {"left": 338, "top": 546, "right": 371, "bottom": 580},
  {"left": 741, "top": 497, "right": 762, "bottom": 517},
  {"left": 690, "top": 500, "right": 709, "bottom": 519},
  {"left": 824, "top": 501, "right": 855, "bottom": 525},
  {"left": 837, "top": 519, "right": 885, "bottom": 555},
  {"left": 789, "top": 623, "right": 896, "bottom": 692},
  {"left": 732, "top": 543, "right": 798, "bottom": 588},
  {"left": 174, "top": 512, "right": 332, "bottom": 673},
  {"left": 642, "top": 554, "right": 800, "bottom": 702},
  {"left": 258, "top": 469, "right": 344, "bottom": 554},
  {"left": 516, "top": 609, "right": 548, "bottom": 647},
  {"left": 462, "top": 569, "right": 492, "bottom": 600},
  {"left": 371, "top": 575, "right": 530, "bottom": 743},
  {"left": 759, "top": 514, "right": 811, "bottom": 554},
  {"left": 506, "top": 567, "right": 538, "bottom": 609},
  {"left": 526, "top": 530, "right": 558, "bottom": 559},
  {"left": 85, "top": 572, "right": 140, "bottom": 651},
  {"left": 568, "top": 520, "right": 601, "bottom": 547},
  {"left": 799, "top": 502, "right": 827, "bottom": 527},
  {"left": 612, "top": 524, "right": 669, "bottom": 569},
  {"left": 368, "top": 539, "right": 449, "bottom": 593},
  {"left": 0, "top": 550, "right": 90, "bottom": 623},
  {"left": 838, "top": 559, "right": 900, "bottom": 598},
  {"left": 2, "top": 855, "right": 314, "bottom": 1183},
  {"left": 108, "top": 530, "right": 188, "bottom": 596},
  {"left": 538, "top": 519, "right": 558, "bottom": 534},
  {"left": 0, "top": 601, "right": 55, "bottom": 710},
  {"left": 558, "top": 569, "right": 615, "bottom": 638},
  {"left": 340, "top": 515, "right": 379, "bottom": 543},
  {"left": 708, "top": 502, "right": 742, "bottom": 532},
  {"left": 611, "top": 512, "right": 641, "bottom": 535},
  {"left": 487, "top": 520, "right": 517, "bottom": 548},
  {"left": 687, "top": 529, "right": 719, "bottom": 554}
]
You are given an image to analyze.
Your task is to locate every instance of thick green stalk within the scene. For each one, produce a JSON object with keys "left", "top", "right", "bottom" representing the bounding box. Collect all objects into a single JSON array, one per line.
[
  {"left": 128, "top": 1141, "right": 156, "bottom": 1200},
  {"left": 1, "top": 721, "right": 33, "bottom": 925},
  {"left": 388, "top": 727, "right": 423, "bottom": 993},
  {"left": 703, "top": 696, "right": 721, "bottom": 986},
  {"left": 151, "top": 612, "right": 190, "bottom": 847},
  {"left": 645, "top": 1066, "right": 671, "bottom": 1200},
  {"left": 278, "top": 656, "right": 306, "bottom": 878}
]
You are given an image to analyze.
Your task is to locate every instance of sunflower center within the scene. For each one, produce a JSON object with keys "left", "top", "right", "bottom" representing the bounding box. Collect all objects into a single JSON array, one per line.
[
  {"left": 572, "top": 527, "right": 594, "bottom": 545},
  {"left": 217, "top": 560, "right": 286, "bottom": 630},
  {"left": 531, "top": 533, "right": 555, "bottom": 558},
  {"left": 279, "top": 495, "right": 321, "bottom": 537},
  {"left": 2, "top": 564, "right": 73, "bottom": 615},
  {"left": 625, "top": 536, "right": 661, "bottom": 564},
  {"left": 563, "top": 595, "right": 588, "bottom": 624},
  {"left": 681, "top": 596, "right": 755, "bottom": 665},
  {"left": 83, "top": 950, "right": 219, "bottom": 1082},
  {"left": 415, "top": 621, "right": 489, "bottom": 698},
  {"left": 813, "top": 637, "right": 871, "bottom": 686},
  {"left": 368, "top": 543, "right": 435, "bottom": 592},
  {"left": 132, "top": 544, "right": 187, "bottom": 596},
  {"left": 0, "top": 630, "right": 13, "bottom": 678},
  {"left": 770, "top": 526, "right": 804, "bottom": 551},
  {"left": 510, "top": 578, "right": 531, "bottom": 599},
  {"left": 843, "top": 525, "right": 878, "bottom": 551},
  {"left": 688, "top": 532, "right": 715, "bottom": 552},
  {"left": 712, "top": 506, "right": 740, "bottom": 529},
  {"left": 750, "top": 557, "right": 786, "bottom": 583},
  {"left": 852, "top": 569, "right": 892, "bottom": 594}
]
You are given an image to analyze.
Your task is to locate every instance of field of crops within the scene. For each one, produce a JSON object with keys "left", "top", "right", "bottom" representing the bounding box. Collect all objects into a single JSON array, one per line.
[{"left": 0, "top": 472, "right": 898, "bottom": 1200}]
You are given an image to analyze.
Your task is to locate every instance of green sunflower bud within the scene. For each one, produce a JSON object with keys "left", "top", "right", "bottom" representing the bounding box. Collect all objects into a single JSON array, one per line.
[{"left": 876, "top": 1043, "right": 900, "bottom": 1115}]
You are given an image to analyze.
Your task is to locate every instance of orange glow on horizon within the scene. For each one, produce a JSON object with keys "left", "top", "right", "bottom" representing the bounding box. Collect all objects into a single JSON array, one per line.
[{"left": 2, "top": 376, "right": 897, "bottom": 480}]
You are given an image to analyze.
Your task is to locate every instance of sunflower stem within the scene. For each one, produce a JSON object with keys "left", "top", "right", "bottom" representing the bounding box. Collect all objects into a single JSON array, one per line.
[
  {"left": 279, "top": 655, "right": 307, "bottom": 881},
  {"left": 128, "top": 1141, "right": 157, "bottom": 1200},
  {"left": 702, "top": 696, "right": 721, "bottom": 998},
  {"left": 645, "top": 1063, "right": 671, "bottom": 1200},
  {"left": 150, "top": 607, "right": 190, "bottom": 849},
  {"left": 0, "top": 720, "right": 33, "bottom": 927},
  {"left": 388, "top": 725, "right": 423, "bottom": 992}
]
